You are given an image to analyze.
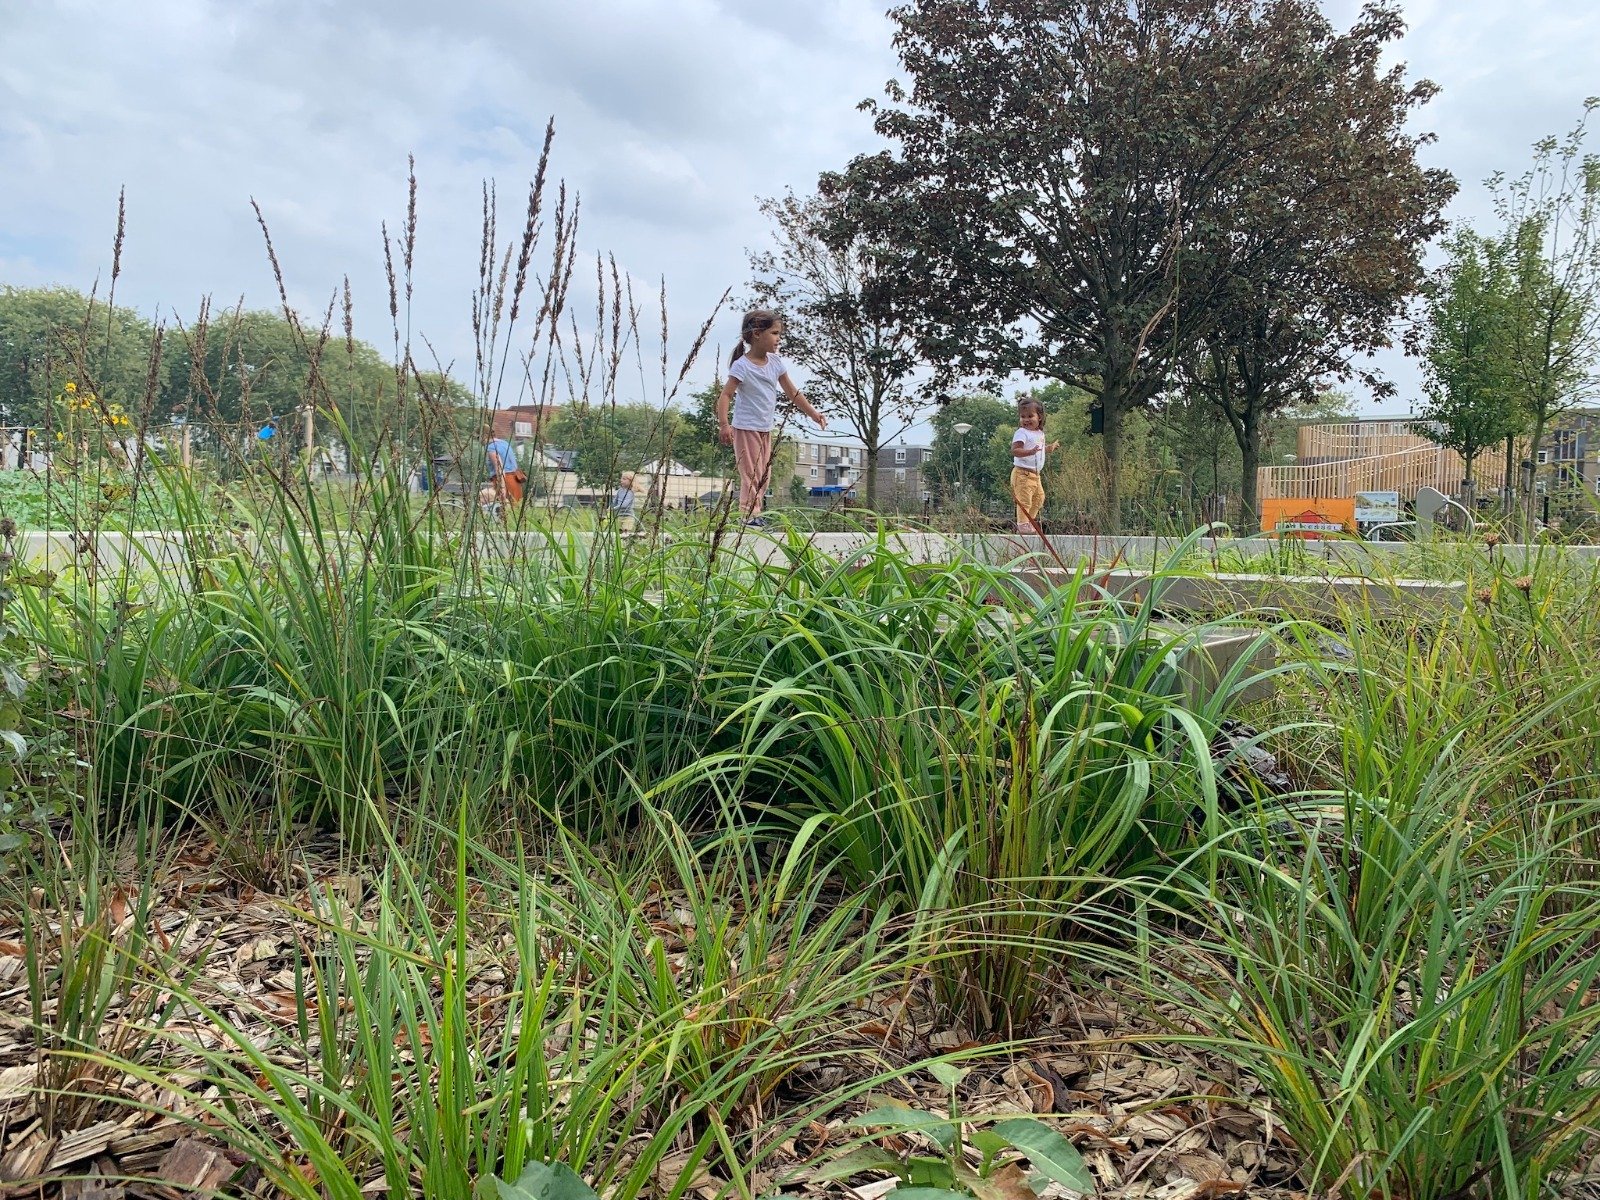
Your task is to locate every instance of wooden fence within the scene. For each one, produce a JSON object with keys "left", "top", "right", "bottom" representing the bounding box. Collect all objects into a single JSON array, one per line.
[{"left": 1259, "top": 422, "right": 1520, "bottom": 501}]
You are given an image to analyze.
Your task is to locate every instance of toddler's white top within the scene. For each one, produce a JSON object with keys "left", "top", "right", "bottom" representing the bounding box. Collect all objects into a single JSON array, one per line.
[{"left": 1013, "top": 427, "right": 1046, "bottom": 470}]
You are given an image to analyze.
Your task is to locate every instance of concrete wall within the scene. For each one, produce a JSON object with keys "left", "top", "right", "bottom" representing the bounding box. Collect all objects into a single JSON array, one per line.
[{"left": 12, "top": 528, "right": 1599, "bottom": 577}]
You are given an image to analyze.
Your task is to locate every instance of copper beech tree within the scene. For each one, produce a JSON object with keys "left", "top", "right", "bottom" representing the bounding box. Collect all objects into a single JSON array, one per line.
[
  {"left": 826, "top": 0, "right": 1450, "bottom": 530},
  {"left": 1181, "top": 4, "right": 1451, "bottom": 525}
]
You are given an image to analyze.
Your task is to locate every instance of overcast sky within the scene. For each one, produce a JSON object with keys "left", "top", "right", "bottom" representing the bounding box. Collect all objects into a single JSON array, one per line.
[{"left": 3, "top": 0, "right": 1597, "bottom": 437}]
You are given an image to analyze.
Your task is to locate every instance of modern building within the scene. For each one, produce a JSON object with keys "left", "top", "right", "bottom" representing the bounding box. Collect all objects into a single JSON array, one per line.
[
  {"left": 874, "top": 442, "right": 934, "bottom": 512},
  {"left": 1539, "top": 411, "right": 1600, "bottom": 501}
]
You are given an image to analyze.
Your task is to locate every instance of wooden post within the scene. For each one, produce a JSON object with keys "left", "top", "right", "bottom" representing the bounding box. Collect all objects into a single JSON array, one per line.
[
  {"left": 181, "top": 421, "right": 192, "bottom": 470},
  {"left": 302, "top": 405, "right": 314, "bottom": 457}
]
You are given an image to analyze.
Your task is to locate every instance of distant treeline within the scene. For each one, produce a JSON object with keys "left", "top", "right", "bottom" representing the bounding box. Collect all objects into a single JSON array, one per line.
[{"left": 0, "top": 285, "right": 477, "bottom": 462}]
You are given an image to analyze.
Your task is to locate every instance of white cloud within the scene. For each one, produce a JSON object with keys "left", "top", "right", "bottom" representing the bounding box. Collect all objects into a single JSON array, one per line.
[{"left": 1, "top": 0, "right": 1596, "bottom": 425}]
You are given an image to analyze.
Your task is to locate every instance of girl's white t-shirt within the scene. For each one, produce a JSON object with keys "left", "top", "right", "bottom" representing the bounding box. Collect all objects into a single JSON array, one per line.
[
  {"left": 1012, "top": 427, "right": 1046, "bottom": 470},
  {"left": 728, "top": 353, "right": 789, "bottom": 431}
]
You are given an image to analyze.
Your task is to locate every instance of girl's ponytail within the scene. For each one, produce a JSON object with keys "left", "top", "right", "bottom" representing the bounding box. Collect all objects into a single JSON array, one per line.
[{"left": 729, "top": 334, "right": 746, "bottom": 368}]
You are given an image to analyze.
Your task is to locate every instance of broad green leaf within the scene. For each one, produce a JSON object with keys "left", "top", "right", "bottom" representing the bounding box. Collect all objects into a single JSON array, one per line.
[
  {"left": 886, "top": 1188, "right": 971, "bottom": 1200},
  {"left": 971, "top": 1129, "right": 1011, "bottom": 1169},
  {"left": 494, "top": 1162, "right": 602, "bottom": 1200},
  {"left": 992, "top": 1119, "right": 1094, "bottom": 1194},
  {"left": 907, "top": 1157, "right": 957, "bottom": 1188},
  {"left": 813, "top": 1146, "right": 907, "bottom": 1183},
  {"left": 929, "top": 1061, "right": 967, "bottom": 1088},
  {"left": 852, "top": 1102, "right": 957, "bottom": 1150}
]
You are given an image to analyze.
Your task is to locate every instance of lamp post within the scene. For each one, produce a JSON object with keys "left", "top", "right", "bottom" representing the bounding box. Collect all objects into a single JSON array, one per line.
[{"left": 952, "top": 422, "right": 973, "bottom": 506}]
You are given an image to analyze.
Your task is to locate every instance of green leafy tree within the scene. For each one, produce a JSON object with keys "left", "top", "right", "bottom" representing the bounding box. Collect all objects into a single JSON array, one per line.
[
  {"left": 544, "top": 403, "right": 685, "bottom": 489},
  {"left": 1152, "top": 389, "right": 1239, "bottom": 516},
  {"left": 749, "top": 191, "right": 925, "bottom": 508},
  {"left": 827, "top": 0, "right": 1440, "bottom": 531},
  {"left": 0, "top": 286, "right": 158, "bottom": 429},
  {"left": 673, "top": 383, "right": 735, "bottom": 477},
  {"left": 1415, "top": 228, "right": 1521, "bottom": 494},
  {"left": 922, "top": 395, "right": 1012, "bottom": 510},
  {"left": 1491, "top": 102, "right": 1600, "bottom": 525}
]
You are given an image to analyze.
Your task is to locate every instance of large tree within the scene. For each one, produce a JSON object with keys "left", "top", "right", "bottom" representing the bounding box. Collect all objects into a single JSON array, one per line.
[
  {"left": 676, "top": 382, "right": 736, "bottom": 478},
  {"left": 1184, "top": 6, "right": 1453, "bottom": 525},
  {"left": 749, "top": 191, "right": 924, "bottom": 508},
  {"left": 1414, "top": 228, "right": 1521, "bottom": 495},
  {"left": 544, "top": 402, "right": 685, "bottom": 489},
  {"left": 828, "top": 0, "right": 1444, "bottom": 531},
  {"left": 922, "top": 394, "right": 1014, "bottom": 509}
]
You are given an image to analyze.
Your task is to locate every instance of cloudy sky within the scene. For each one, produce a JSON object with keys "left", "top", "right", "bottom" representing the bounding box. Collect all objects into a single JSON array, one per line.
[{"left": 2, "top": 0, "right": 1597, "bottom": 431}]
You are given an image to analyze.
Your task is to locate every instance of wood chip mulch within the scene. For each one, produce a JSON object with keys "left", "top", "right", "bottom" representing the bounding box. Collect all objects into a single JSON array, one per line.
[{"left": 5, "top": 833, "right": 1591, "bottom": 1198}]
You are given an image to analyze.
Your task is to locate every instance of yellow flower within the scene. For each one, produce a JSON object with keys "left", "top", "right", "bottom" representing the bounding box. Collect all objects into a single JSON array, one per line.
[{"left": 64, "top": 381, "right": 77, "bottom": 393}]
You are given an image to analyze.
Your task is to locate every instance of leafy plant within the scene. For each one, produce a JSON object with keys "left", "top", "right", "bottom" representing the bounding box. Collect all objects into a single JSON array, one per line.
[
  {"left": 819, "top": 1063, "right": 1095, "bottom": 1199},
  {"left": 492, "top": 1161, "right": 603, "bottom": 1200},
  {"left": 13, "top": 819, "right": 192, "bottom": 1138}
]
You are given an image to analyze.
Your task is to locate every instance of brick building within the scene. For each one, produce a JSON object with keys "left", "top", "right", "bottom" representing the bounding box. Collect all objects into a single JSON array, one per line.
[{"left": 488, "top": 405, "right": 557, "bottom": 443}]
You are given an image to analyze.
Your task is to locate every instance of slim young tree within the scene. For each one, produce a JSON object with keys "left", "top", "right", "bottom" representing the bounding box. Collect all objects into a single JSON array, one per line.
[
  {"left": 1414, "top": 228, "right": 1520, "bottom": 497},
  {"left": 749, "top": 191, "right": 924, "bottom": 509},
  {"left": 1492, "top": 102, "right": 1600, "bottom": 526}
]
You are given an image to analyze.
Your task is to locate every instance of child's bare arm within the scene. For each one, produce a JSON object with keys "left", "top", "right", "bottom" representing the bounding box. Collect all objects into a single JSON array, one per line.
[
  {"left": 779, "top": 373, "right": 827, "bottom": 429},
  {"left": 716, "top": 377, "right": 738, "bottom": 444}
]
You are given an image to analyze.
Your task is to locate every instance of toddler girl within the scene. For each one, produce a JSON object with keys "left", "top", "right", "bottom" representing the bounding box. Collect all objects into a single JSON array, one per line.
[{"left": 1010, "top": 398, "right": 1059, "bottom": 534}]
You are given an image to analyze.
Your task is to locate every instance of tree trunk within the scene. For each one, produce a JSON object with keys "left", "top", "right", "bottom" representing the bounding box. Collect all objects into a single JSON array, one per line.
[
  {"left": 1503, "top": 435, "right": 1516, "bottom": 516},
  {"left": 863, "top": 411, "right": 880, "bottom": 509},
  {"left": 1239, "top": 416, "right": 1261, "bottom": 531},
  {"left": 1101, "top": 397, "right": 1124, "bottom": 534},
  {"left": 1525, "top": 408, "right": 1548, "bottom": 536}
]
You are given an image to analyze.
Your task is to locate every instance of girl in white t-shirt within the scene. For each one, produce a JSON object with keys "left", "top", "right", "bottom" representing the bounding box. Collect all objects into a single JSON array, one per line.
[
  {"left": 715, "top": 308, "right": 828, "bottom": 523},
  {"left": 1010, "top": 397, "right": 1059, "bottom": 534}
]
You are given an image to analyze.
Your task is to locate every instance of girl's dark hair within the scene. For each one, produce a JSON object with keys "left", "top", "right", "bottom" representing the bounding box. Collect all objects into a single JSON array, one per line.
[
  {"left": 730, "top": 308, "right": 780, "bottom": 366},
  {"left": 1017, "top": 397, "right": 1044, "bottom": 416}
]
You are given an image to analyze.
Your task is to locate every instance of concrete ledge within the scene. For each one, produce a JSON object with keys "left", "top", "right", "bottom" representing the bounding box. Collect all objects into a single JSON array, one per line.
[
  {"left": 11, "top": 528, "right": 1595, "bottom": 580},
  {"left": 1007, "top": 566, "right": 1467, "bottom": 619},
  {"left": 1094, "top": 620, "right": 1279, "bottom": 709}
]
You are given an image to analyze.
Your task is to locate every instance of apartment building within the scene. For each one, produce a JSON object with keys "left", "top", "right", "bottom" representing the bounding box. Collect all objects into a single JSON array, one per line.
[
  {"left": 1539, "top": 411, "right": 1600, "bottom": 499},
  {"left": 789, "top": 435, "right": 865, "bottom": 497},
  {"left": 875, "top": 442, "right": 934, "bottom": 511}
]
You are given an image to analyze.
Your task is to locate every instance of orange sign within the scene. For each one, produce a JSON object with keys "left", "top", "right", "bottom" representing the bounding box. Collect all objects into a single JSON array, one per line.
[{"left": 1260, "top": 496, "right": 1356, "bottom": 538}]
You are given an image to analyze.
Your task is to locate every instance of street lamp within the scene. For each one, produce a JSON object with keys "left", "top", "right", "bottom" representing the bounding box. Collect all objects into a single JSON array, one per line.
[{"left": 952, "top": 423, "right": 973, "bottom": 505}]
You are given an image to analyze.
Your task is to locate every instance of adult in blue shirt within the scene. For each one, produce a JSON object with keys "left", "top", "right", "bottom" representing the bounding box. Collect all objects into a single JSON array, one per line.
[{"left": 485, "top": 435, "right": 523, "bottom": 507}]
